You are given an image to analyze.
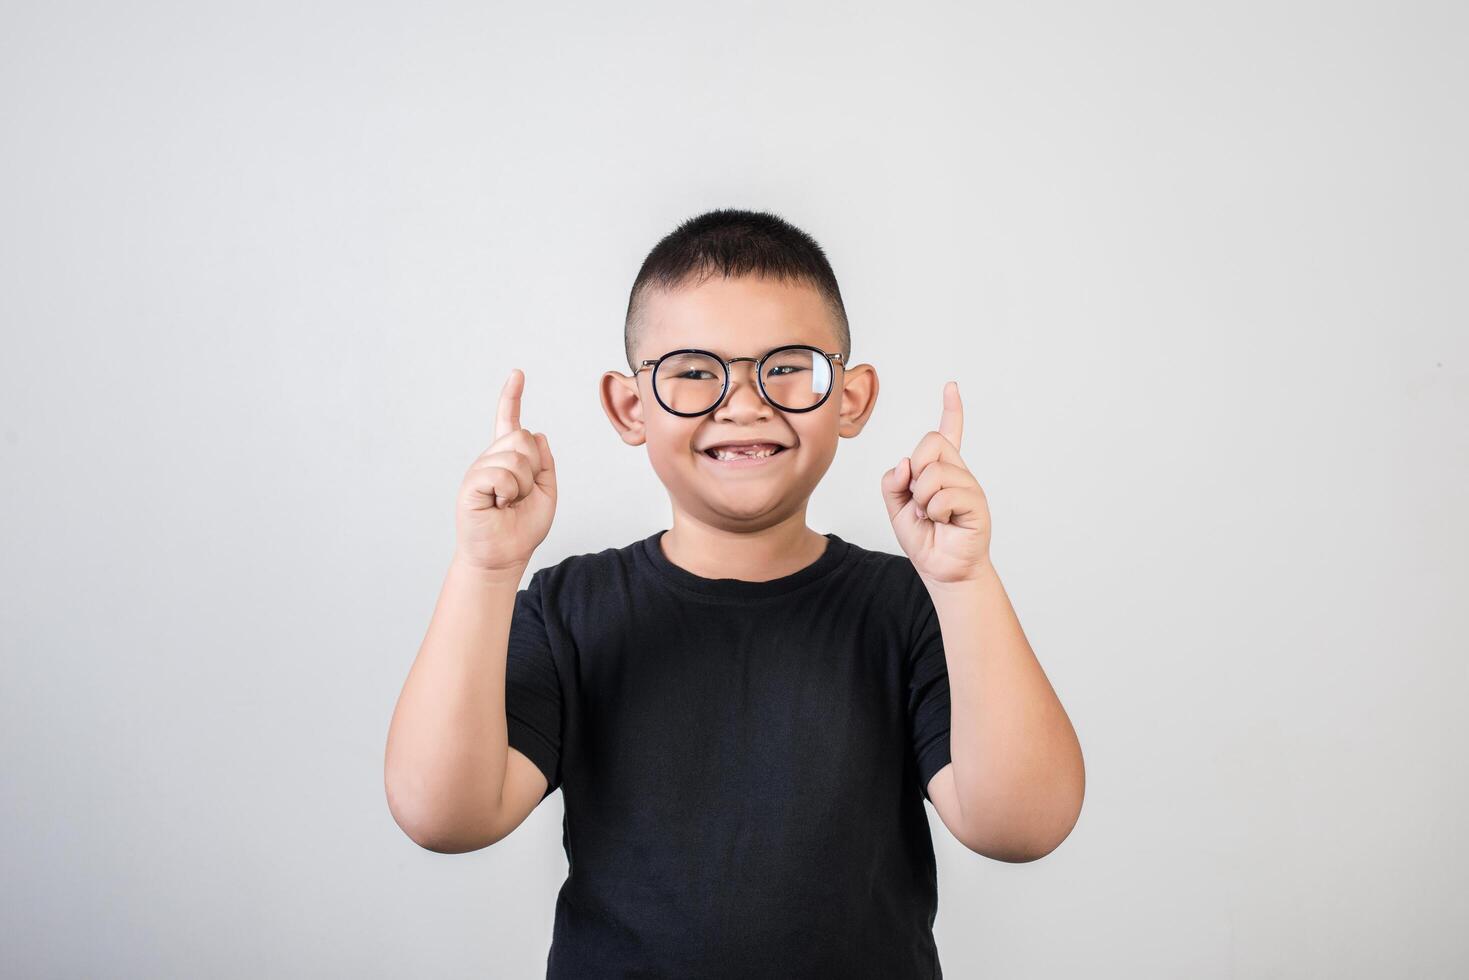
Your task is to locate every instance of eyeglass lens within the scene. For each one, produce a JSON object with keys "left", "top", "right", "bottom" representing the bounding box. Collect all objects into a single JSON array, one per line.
[{"left": 653, "top": 348, "right": 833, "bottom": 414}]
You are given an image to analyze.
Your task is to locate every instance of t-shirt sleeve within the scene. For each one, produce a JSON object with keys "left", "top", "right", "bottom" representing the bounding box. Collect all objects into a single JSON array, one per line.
[
  {"left": 906, "top": 575, "right": 952, "bottom": 803},
  {"left": 505, "top": 569, "right": 563, "bottom": 801}
]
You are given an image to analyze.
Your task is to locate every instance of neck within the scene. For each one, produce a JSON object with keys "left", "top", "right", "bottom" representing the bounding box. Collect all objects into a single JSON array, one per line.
[{"left": 659, "top": 508, "right": 828, "bottom": 582}]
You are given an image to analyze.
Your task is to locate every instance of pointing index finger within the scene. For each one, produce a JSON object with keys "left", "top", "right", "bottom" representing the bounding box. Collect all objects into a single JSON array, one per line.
[
  {"left": 938, "top": 380, "right": 962, "bottom": 450},
  {"left": 495, "top": 369, "right": 525, "bottom": 442}
]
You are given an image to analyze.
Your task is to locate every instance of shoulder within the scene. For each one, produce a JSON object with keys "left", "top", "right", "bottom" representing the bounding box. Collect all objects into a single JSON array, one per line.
[
  {"left": 837, "top": 534, "right": 925, "bottom": 593},
  {"left": 834, "top": 535, "right": 937, "bottom": 637},
  {"left": 524, "top": 535, "right": 646, "bottom": 603}
]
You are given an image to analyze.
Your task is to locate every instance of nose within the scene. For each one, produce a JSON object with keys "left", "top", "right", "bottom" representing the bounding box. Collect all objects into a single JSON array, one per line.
[{"left": 713, "top": 360, "right": 772, "bottom": 418}]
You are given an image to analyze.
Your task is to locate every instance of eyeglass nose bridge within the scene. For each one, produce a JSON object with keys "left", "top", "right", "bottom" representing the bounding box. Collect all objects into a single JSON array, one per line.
[
  {"left": 724, "top": 355, "right": 762, "bottom": 381},
  {"left": 716, "top": 356, "right": 769, "bottom": 407}
]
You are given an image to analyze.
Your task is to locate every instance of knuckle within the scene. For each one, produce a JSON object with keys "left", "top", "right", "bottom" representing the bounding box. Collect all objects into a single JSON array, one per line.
[
  {"left": 472, "top": 453, "right": 509, "bottom": 471},
  {"left": 469, "top": 464, "right": 507, "bottom": 485}
]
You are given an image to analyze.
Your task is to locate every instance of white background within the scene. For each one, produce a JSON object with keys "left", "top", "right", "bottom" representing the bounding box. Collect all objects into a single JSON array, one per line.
[{"left": 2, "top": 1, "right": 1465, "bottom": 976}]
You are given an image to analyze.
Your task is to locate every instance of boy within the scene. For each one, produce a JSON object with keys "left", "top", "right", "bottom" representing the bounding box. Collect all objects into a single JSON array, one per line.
[{"left": 385, "top": 209, "right": 1085, "bottom": 977}]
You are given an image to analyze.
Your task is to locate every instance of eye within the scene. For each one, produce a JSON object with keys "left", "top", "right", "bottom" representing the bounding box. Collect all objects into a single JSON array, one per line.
[
  {"left": 673, "top": 369, "right": 718, "bottom": 380},
  {"left": 766, "top": 366, "right": 806, "bottom": 377}
]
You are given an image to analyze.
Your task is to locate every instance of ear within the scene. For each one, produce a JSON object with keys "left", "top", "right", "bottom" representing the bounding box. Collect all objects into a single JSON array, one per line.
[
  {"left": 835, "top": 362, "right": 879, "bottom": 439},
  {"left": 600, "top": 370, "right": 648, "bottom": 447}
]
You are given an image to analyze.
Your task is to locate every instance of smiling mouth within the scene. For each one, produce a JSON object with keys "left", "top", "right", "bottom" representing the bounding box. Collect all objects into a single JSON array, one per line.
[
  {"left": 701, "top": 444, "right": 790, "bottom": 463},
  {"left": 702, "top": 446, "right": 787, "bottom": 461}
]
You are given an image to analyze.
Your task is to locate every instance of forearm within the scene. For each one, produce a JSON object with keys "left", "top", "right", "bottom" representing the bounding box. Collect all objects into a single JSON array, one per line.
[
  {"left": 384, "top": 555, "right": 526, "bottom": 851},
  {"left": 927, "top": 562, "right": 1084, "bottom": 859}
]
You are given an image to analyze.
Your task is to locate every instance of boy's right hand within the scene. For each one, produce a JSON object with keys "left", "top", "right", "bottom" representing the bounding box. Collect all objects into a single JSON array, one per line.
[{"left": 453, "top": 369, "right": 557, "bottom": 574}]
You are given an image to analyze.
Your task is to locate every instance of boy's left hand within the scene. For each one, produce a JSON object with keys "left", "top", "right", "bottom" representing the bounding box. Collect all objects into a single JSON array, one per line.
[{"left": 881, "top": 381, "right": 993, "bottom": 585}]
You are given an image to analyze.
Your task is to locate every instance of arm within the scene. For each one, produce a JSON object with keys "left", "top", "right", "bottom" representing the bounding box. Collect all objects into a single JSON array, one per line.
[
  {"left": 883, "top": 381, "right": 1084, "bottom": 862},
  {"left": 923, "top": 563, "right": 1084, "bottom": 862},
  {"left": 384, "top": 368, "right": 558, "bottom": 853},
  {"left": 383, "top": 557, "right": 549, "bottom": 853}
]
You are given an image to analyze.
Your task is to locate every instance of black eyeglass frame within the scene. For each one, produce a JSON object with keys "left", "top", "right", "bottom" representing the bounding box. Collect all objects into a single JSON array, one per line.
[{"left": 631, "top": 344, "right": 848, "bottom": 418}]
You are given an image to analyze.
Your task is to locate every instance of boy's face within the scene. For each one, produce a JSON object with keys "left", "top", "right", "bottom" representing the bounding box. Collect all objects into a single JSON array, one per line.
[{"left": 601, "top": 274, "right": 879, "bottom": 531}]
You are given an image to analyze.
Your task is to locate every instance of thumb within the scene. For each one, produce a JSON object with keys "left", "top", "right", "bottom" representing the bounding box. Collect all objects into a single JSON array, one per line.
[
  {"left": 880, "top": 456, "right": 912, "bottom": 522},
  {"left": 533, "top": 431, "right": 557, "bottom": 495}
]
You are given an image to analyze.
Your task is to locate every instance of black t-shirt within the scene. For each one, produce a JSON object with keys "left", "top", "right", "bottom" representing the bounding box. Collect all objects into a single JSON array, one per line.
[{"left": 505, "top": 528, "right": 953, "bottom": 979}]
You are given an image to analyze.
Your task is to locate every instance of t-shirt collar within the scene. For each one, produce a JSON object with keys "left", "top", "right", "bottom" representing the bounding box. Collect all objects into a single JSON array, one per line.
[{"left": 636, "top": 528, "right": 853, "bottom": 600}]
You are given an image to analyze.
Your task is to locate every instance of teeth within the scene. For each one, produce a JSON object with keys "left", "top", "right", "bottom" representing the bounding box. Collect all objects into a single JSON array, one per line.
[{"left": 710, "top": 446, "right": 779, "bottom": 460}]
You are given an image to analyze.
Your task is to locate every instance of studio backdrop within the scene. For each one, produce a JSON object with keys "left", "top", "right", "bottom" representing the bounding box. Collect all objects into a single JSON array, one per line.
[{"left": 1, "top": 1, "right": 1464, "bottom": 977}]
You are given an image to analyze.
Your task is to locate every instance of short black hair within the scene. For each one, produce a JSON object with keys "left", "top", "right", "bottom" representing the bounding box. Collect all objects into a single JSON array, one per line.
[{"left": 623, "top": 208, "right": 850, "bottom": 370}]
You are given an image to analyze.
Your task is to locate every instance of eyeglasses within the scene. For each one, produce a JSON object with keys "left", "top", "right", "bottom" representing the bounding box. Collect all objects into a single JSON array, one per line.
[{"left": 632, "top": 344, "right": 847, "bottom": 417}]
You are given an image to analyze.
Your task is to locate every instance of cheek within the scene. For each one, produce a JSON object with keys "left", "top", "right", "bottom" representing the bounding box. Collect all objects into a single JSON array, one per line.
[
  {"left": 791, "top": 416, "right": 838, "bottom": 455},
  {"left": 643, "top": 422, "right": 702, "bottom": 468}
]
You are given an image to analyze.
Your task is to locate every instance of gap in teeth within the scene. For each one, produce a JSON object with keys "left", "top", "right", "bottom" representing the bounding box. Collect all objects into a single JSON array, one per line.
[{"left": 710, "top": 446, "right": 779, "bottom": 460}]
